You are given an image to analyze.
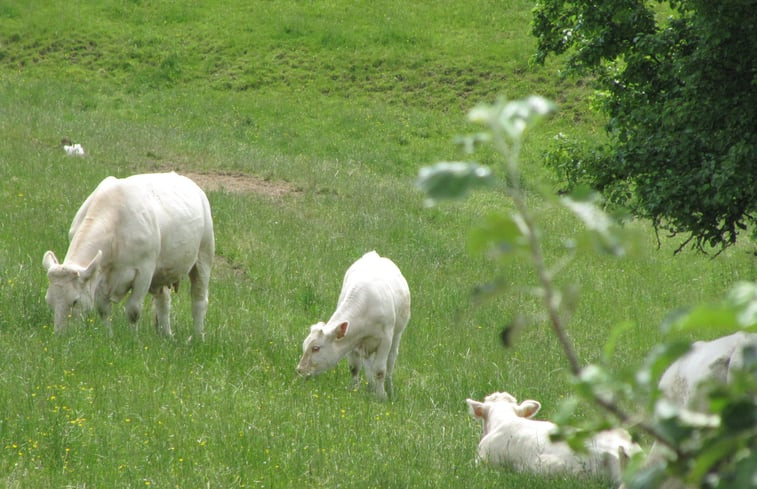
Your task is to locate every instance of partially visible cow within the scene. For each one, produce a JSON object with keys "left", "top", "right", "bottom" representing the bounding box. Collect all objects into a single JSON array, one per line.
[
  {"left": 467, "top": 391, "right": 641, "bottom": 485},
  {"left": 43, "top": 172, "right": 214, "bottom": 339},
  {"left": 658, "top": 331, "right": 757, "bottom": 411},
  {"left": 295, "top": 251, "right": 411, "bottom": 400},
  {"left": 639, "top": 331, "right": 757, "bottom": 489}
]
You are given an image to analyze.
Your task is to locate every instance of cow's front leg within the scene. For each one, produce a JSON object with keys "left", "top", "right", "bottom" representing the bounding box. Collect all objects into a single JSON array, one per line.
[
  {"left": 153, "top": 285, "right": 172, "bottom": 337},
  {"left": 372, "top": 369, "right": 387, "bottom": 401},
  {"left": 348, "top": 351, "right": 362, "bottom": 390},
  {"left": 95, "top": 296, "right": 114, "bottom": 337},
  {"left": 125, "top": 271, "right": 150, "bottom": 333}
]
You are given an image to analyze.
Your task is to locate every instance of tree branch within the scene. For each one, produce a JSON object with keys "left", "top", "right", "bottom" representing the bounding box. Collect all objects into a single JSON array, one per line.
[{"left": 499, "top": 129, "right": 684, "bottom": 457}]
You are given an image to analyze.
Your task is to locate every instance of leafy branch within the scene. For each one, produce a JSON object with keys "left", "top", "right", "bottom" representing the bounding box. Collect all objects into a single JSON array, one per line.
[
  {"left": 416, "top": 96, "right": 684, "bottom": 455},
  {"left": 418, "top": 97, "right": 757, "bottom": 487}
]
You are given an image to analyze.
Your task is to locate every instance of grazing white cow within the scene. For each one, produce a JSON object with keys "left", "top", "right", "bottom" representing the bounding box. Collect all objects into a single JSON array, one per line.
[
  {"left": 43, "top": 172, "right": 214, "bottom": 338},
  {"left": 296, "top": 251, "right": 411, "bottom": 400},
  {"left": 467, "top": 391, "right": 641, "bottom": 485}
]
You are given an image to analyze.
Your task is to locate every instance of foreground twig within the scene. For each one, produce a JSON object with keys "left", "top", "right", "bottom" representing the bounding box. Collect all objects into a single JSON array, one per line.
[{"left": 496, "top": 127, "right": 684, "bottom": 458}]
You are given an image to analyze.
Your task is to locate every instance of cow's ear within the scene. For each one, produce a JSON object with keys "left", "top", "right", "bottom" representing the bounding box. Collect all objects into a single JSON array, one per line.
[
  {"left": 335, "top": 321, "right": 348, "bottom": 339},
  {"left": 43, "top": 251, "right": 59, "bottom": 271},
  {"left": 81, "top": 250, "right": 102, "bottom": 280},
  {"left": 516, "top": 400, "right": 541, "bottom": 418},
  {"left": 467, "top": 399, "right": 487, "bottom": 419}
]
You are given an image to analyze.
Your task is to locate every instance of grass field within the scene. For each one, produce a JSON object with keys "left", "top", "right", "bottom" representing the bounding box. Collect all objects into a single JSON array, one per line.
[{"left": 0, "top": 1, "right": 754, "bottom": 487}]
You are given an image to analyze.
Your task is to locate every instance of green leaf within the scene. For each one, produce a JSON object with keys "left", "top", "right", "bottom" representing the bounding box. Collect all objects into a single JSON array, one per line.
[
  {"left": 553, "top": 396, "right": 579, "bottom": 426},
  {"left": 721, "top": 398, "right": 757, "bottom": 432},
  {"left": 625, "top": 463, "right": 668, "bottom": 489},
  {"left": 453, "top": 132, "right": 491, "bottom": 154},
  {"left": 573, "top": 364, "right": 621, "bottom": 404},
  {"left": 661, "top": 304, "right": 743, "bottom": 336},
  {"left": 560, "top": 192, "right": 624, "bottom": 256},
  {"left": 468, "top": 96, "right": 556, "bottom": 140},
  {"left": 468, "top": 212, "right": 528, "bottom": 257},
  {"left": 653, "top": 400, "right": 695, "bottom": 445},
  {"left": 688, "top": 435, "right": 741, "bottom": 485},
  {"left": 636, "top": 340, "right": 693, "bottom": 394},
  {"left": 415, "top": 161, "right": 493, "bottom": 205},
  {"left": 731, "top": 448, "right": 757, "bottom": 489},
  {"left": 660, "top": 282, "right": 757, "bottom": 336},
  {"left": 726, "top": 281, "right": 757, "bottom": 328}
]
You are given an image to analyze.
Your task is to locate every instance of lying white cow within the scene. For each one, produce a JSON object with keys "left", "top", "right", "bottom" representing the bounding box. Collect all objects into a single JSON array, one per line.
[
  {"left": 43, "top": 172, "right": 214, "bottom": 338},
  {"left": 296, "top": 251, "right": 411, "bottom": 400},
  {"left": 658, "top": 331, "right": 757, "bottom": 411},
  {"left": 467, "top": 391, "right": 641, "bottom": 484}
]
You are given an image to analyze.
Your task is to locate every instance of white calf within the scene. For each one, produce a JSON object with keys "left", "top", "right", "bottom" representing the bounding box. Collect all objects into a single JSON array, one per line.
[
  {"left": 296, "top": 251, "right": 411, "bottom": 400},
  {"left": 467, "top": 391, "right": 640, "bottom": 484}
]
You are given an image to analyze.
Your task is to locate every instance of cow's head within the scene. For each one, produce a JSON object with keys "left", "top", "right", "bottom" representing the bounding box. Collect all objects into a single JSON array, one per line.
[
  {"left": 296, "top": 321, "right": 348, "bottom": 377},
  {"left": 467, "top": 391, "right": 542, "bottom": 435},
  {"left": 42, "top": 250, "right": 102, "bottom": 333}
]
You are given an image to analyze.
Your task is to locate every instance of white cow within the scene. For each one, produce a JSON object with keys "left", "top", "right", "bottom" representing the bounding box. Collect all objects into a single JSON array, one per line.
[
  {"left": 467, "top": 391, "right": 641, "bottom": 485},
  {"left": 43, "top": 172, "right": 214, "bottom": 338},
  {"left": 640, "top": 331, "right": 757, "bottom": 489},
  {"left": 658, "top": 331, "right": 757, "bottom": 411},
  {"left": 295, "top": 251, "right": 411, "bottom": 400}
]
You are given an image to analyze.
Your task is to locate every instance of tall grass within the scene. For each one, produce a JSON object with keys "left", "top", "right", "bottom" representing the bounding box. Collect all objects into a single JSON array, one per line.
[{"left": 0, "top": 1, "right": 753, "bottom": 487}]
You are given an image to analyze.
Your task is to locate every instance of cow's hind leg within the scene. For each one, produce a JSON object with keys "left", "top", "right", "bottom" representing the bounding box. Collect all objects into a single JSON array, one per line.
[
  {"left": 371, "top": 341, "right": 392, "bottom": 401},
  {"left": 153, "top": 285, "right": 172, "bottom": 337},
  {"left": 386, "top": 303, "right": 410, "bottom": 399},
  {"left": 385, "top": 331, "right": 405, "bottom": 399},
  {"left": 189, "top": 258, "right": 211, "bottom": 341}
]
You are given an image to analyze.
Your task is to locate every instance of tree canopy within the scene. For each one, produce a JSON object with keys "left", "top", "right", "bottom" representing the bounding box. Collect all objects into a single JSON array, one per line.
[{"left": 532, "top": 0, "right": 757, "bottom": 252}]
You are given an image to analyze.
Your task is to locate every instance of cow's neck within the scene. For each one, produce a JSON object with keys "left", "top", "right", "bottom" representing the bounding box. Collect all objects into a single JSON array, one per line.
[
  {"left": 64, "top": 215, "right": 114, "bottom": 267},
  {"left": 326, "top": 294, "right": 372, "bottom": 353},
  {"left": 326, "top": 318, "right": 361, "bottom": 358}
]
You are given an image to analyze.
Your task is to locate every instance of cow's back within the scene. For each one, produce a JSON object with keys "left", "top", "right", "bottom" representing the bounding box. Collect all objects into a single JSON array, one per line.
[
  {"left": 115, "top": 173, "right": 213, "bottom": 285},
  {"left": 118, "top": 173, "right": 212, "bottom": 249},
  {"left": 336, "top": 251, "right": 410, "bottom": 331},
  {"left": 659, "top": 332, "right": 757, "bottom": 410},
  {"left": 70, "top": 172, "right": 212, "bottom": 288}
]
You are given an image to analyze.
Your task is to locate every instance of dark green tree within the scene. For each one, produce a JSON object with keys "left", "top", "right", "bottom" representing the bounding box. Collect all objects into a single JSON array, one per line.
[{"left": 532, "top": 0, "right": 757, "bottom": 252}]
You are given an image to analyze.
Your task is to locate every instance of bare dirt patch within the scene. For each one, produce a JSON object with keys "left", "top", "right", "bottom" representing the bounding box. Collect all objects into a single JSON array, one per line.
[{"left": 182, "top": 171, "right": 300, "bottom": 197}]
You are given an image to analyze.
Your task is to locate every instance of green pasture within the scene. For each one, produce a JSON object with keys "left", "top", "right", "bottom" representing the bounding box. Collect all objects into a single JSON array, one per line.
[{"left": 0, "top": 1, "right": 753, "bottom": 487}]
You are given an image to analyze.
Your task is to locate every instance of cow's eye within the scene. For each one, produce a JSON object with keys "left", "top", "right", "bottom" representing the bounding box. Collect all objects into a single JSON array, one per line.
[{"left": 312, "top": 345, "right": 320, "bottom": 353}]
